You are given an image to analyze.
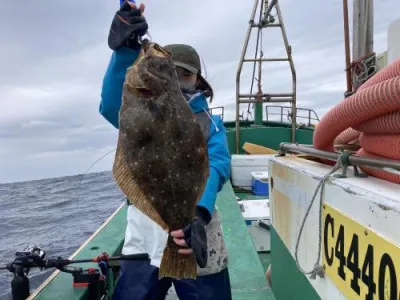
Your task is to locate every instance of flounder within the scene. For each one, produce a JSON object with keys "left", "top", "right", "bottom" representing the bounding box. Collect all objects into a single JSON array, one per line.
[{"left": 112, "top": 39, "right": 209, "bottom": 279}]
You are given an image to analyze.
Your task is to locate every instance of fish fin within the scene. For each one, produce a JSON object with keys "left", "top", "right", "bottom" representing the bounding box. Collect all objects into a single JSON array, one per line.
[
  {"left": 113, "top": 140, "right": 169, "bottom": 231},
  {"left": 158, "top": 236, "right": 197, "bottom": 280}
]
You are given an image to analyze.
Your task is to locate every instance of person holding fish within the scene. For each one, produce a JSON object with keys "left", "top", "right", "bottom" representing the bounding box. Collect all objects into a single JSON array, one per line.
[{"left": 99, "top": 1, "right": 232, "bottom": 299}]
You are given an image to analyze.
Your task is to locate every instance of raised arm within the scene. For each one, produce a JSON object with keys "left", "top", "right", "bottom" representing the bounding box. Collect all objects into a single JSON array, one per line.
[
  {"left": 99, "top": 1, "right": 148, "bottom": 128},
  {"left": 100, "top": 48, "right": 140, "bottom": 128}
]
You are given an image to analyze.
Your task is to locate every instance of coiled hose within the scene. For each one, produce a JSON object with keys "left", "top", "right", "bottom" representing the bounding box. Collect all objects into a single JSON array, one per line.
[{"left": 313, "top": 57, "right": 400, "bottom": 184}]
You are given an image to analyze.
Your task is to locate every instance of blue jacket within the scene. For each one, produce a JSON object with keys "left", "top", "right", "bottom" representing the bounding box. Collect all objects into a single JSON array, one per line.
[{"left": 99, "top": 47, "right": 231, "bottom": 215}]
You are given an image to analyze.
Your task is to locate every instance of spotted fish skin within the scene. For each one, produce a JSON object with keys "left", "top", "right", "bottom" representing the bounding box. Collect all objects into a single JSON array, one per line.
[{"left": 113, "top": 39, "right": 209, "bottom": 279}]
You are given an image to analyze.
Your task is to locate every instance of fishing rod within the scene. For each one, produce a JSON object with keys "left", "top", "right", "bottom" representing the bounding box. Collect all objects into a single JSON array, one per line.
[{"left": 0, "top": 246, "right": 149, "bottom": 300}]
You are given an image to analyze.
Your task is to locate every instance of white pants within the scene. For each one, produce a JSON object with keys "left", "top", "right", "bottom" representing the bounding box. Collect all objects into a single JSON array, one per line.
[{"left": 121, "top": 205, "right": 169, "bottom": 267}]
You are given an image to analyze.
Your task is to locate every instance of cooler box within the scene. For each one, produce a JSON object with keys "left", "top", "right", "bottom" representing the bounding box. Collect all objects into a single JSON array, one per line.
[
  {"left": 239, "top": 199, "right": 271, "bottom": 252},
  {"left": 231, "top": 154, "right": 273, "bottom": 188},
  {"left": 251, "top": 171, "right": 269, "bottom": 196}
]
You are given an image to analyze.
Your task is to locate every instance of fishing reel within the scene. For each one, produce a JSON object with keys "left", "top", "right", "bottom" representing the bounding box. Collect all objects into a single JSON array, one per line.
[
  {"left": 5, "top": 245, "right": 46, "bottom": 300},
  {"left": 1, "top": 246, "right": 149, "bottom": 300},
  {"left": 7, "top": 245, "right": 46, "bottom": 275}
]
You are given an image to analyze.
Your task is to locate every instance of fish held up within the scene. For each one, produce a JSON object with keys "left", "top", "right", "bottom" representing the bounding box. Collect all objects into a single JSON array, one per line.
[{"left": 112, "top": 39, "right": 210, "bottom": 279}]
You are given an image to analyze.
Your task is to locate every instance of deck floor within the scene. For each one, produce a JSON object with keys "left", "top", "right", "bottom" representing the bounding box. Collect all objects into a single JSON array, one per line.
[
  {"left": 32, "top": 183, "right": 274, "bottom": 300},
  {"left": 216, "top": 184, "right": 274, "bottom": 299},
  {"left": 235, "top": 191, "right": 272, "bottom": 273}
]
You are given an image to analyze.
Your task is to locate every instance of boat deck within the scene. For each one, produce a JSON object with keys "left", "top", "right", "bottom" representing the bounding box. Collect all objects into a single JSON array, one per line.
[
  {"left": 234, "top": 191, "right": 271, "bottom": 273},
  {"left": 217, "top": 184, "right": 274, "bottom": 299},
  {"left": 29, "top": 202, "right": 126, "bottom": 299},
  {"left": 30, "top": 182, "right": 274, "bottom": 299}
]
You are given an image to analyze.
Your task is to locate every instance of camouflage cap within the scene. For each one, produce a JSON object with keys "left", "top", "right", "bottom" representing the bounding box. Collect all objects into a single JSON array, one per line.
[{"left": 164, "top": 44, "right": 214, "bottom": 102}]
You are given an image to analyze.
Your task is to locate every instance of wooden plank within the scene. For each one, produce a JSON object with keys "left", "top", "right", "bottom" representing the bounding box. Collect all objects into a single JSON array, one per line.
[{"left": 242, "top": 142, "right": 278, "bottom": 155}]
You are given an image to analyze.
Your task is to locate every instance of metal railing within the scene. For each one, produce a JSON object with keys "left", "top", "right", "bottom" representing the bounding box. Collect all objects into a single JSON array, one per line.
[
  {"left": 279, "top": 143, "right": 400, "bottom": 175},
  {"left": 209, "top": 106, "right": 225, "bottom": 121},
  {"left": 265, "top": 105, "right": 319, "bottom": 127}
]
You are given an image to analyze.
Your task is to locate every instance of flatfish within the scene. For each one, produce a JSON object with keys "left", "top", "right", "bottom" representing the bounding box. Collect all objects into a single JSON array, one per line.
[{"left": 112, "top": 39, "right": 209, "bottom": 279}]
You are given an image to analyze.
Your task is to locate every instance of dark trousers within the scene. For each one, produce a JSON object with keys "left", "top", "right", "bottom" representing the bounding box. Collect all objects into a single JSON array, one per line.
[{"left": 112, "top": 259, "right": 232, "bottom": 300}]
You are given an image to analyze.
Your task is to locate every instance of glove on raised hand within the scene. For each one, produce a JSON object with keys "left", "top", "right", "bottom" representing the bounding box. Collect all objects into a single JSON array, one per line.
[{"left": 108, "top": 2, "right": 148, "bottom": 50}]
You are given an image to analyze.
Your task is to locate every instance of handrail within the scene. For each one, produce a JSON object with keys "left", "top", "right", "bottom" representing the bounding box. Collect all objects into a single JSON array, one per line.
[
  {"left": 209, "top": 106, "right": 224, "bottom": 121},
  {"left": 266, "top": 105, "right": 319, "bottom": 126},
  {"left": 279, "top": 143, "right": 400, "bottom": 172}
]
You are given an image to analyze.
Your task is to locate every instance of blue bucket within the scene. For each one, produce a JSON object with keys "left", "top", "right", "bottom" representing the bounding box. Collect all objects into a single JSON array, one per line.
[{"left": 251, "top": 172, "right": 269, "bottom": 196}]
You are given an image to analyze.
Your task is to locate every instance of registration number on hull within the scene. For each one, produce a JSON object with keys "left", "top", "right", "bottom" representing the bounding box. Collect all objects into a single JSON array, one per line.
[{"left": 323, "top": 203, "right": 400, "bottom": 300}]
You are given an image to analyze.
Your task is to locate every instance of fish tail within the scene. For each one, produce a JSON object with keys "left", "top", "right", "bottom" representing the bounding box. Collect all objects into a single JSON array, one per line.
[{"left": 158, "top": 236, "right": 197, "bottom": 280}]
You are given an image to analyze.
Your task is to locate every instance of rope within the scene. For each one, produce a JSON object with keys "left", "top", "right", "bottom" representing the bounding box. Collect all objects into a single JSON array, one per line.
[
  {"left": 351, "top": 52, "right": 377, "bottom": 88},
  {"left": 294, "top": 157, "right": 343, "bottom": 280}
]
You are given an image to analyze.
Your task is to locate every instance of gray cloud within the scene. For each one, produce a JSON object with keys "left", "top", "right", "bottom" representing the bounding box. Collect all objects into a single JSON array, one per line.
[{"left": 0, "top": 0, "right": 399, "bottom": 182}]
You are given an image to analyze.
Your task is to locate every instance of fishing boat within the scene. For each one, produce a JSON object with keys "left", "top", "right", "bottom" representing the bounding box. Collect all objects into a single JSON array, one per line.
[{"left": 5, "top": 0, "right": 399, "bottom": 299}]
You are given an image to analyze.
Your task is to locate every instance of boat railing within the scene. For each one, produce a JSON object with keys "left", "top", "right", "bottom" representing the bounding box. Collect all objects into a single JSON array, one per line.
[
  {"left": 265, "top": 105, "right": 319, "bottom": 127},
  {"left": 279, "top": 142, "right": 400, "bottom": 177},
  {"left": 209, "top": 106, "right": 224, "bottom": 121}
]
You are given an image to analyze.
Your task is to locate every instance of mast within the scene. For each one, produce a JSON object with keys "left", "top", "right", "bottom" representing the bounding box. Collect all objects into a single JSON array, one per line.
[
  {"left": 351, "top": 0, "right": 375, "bottom": 92},
  {"left": 235, "top": 0, "right": 296, "bottom": 153},
  {"left": 343, "top": 0, "right": 352, "bottom": 96}
]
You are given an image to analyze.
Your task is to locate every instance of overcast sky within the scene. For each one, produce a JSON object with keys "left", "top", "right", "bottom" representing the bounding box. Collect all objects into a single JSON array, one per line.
[{"left": 0, "top": 0, "right": 399, "bottom": 183}]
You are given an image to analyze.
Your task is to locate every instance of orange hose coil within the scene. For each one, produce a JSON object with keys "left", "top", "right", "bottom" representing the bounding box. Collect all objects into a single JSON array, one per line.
[
  {"left": 313, "top": 57, "right": 400, "bottom": 184},
  {"left": 335, "top": 128, "right": 360, "bottom": 145}
]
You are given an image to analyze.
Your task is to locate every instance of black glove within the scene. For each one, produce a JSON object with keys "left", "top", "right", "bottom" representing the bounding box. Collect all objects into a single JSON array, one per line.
[
  {"left": 182, "top": 206, "right": 211, "bottom": 268},
  {"left": 108, "top": 2, "right": 148, "bottom": 50}
]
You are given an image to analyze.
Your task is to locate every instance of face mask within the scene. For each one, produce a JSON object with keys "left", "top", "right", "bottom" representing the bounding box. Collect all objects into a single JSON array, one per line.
[
  {"left": 179, "top": 80, "right": 198, "bottom": 102},
  {"left": 179, "top": 79, "right": 196, "bottom": 94}
]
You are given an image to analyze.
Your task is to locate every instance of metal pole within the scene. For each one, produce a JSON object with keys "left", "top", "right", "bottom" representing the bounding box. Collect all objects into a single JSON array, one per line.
[
  {"left": 343, "top": 0, "right": 352, "bottom": 95},
  {"left": 352, "top": 0, "right": 361, "bottom": 91},
  {"left": 279, "top": 143, "right": 400, "bottom": 171},
  {"left": 239, "top": 93, "right": 293, "bottom": 98},
  {"left": 235, "top": 0, "right": 260, "bottom": 153},
  {"left": 364, "top": 0, "right": 374, "bottom": 57},
  {"left": 238, "top": 98, "right": 294, "bottom": 103},
  {"left": 275, "top": 2, "right": 297, "bottom": 143},
  {"left": 254, "top": 0, "right": 266, "bottom": 126},
  {"left": 262, "top": 0, "right": 277, "bottom": 23},
  {"left": 352, "top": 0, "right": 374, "bottom": 91}
]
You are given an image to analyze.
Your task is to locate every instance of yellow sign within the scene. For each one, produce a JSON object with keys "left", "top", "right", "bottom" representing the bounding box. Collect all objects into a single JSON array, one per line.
[{"left": 323, "top": 203, "right": 400, "bottom": 300}]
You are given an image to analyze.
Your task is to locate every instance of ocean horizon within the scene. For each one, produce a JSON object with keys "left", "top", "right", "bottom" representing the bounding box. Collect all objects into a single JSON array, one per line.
[{"left": 0, "top": 170, "right": 124, "bottom": 299}]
